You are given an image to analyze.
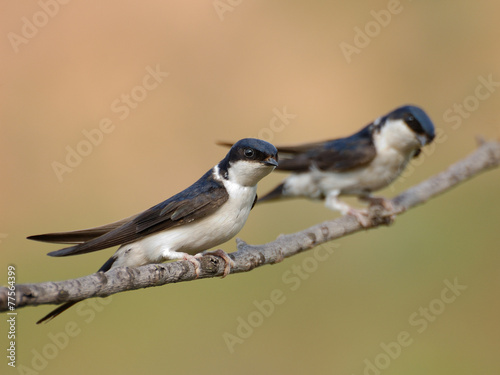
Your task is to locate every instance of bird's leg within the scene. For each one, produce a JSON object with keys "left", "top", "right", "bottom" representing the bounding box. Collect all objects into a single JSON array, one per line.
[
  {"left": 196, "top": 249, "right": 235, "bottom": 278},
  {"left": 359, "top": 195, "right": 395, "bottom": 212},
  {"left": 325, "top": 191, "right": 371, "bottom": 227},
  {"left": 161, "top": 248, "right": 202, "bottom": 278},
  {"left": 359, "top": 194, "right": 396, "bottom": 224},
  {"left": 182, "top": 254, "right": 202, "bottom": 278}
]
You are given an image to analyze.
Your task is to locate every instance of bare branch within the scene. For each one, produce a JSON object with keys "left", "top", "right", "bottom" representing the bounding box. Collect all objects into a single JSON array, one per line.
[{"left": 1, "top": 140, "right": 499, "bottom": 312}]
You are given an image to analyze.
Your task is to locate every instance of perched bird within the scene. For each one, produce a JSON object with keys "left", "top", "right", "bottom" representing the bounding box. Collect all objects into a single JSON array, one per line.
[
  {"left": 29, "top": 138, "right": 278, "bottom": 323},
  {"left": 219, "top": 105, "right": 435, "bottom": 225}
]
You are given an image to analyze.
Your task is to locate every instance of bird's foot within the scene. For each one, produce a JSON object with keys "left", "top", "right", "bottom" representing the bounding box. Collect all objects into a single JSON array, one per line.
[
  {"left": 196, "top": 249, "right": 235, "bottom": 278},
  {"left": 346, "top": 207, "right": 371, "bottom": 227},
  {"left": 361, "top": 196, "right": 396, "bottom": 225},
  {"left": 182, "top": 254, "right": 202, "bottom": 278},
  {"left": 361, "top": 196, "right": 395, "bottom": 212}
]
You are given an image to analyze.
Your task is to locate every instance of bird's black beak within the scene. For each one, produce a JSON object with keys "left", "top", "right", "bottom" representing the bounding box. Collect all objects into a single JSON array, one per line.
[{"left": 263, "top": 156, "right": 278, "bottom": 167}]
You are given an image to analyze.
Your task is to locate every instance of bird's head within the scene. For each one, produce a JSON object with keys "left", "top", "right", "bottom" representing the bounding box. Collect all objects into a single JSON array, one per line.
[
  {"left": 219, "top": 138, "right": 278, "bottom": 186},
  {"left": 375, "top": 105, "right": 436, "bottom": 156}
]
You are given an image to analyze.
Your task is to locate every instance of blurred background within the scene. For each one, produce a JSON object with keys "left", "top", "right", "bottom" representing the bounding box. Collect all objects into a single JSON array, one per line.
[{"left": 1, "top": 1, "right": 499, "bottom": 374}]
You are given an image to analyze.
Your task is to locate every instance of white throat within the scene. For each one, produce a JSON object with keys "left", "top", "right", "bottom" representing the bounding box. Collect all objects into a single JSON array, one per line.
[
  {"left": 223, "top": 160, "right": 275, "bottom": 187},
  {"left": 374, "top": 119, "right": 421, "bottom": 154}
]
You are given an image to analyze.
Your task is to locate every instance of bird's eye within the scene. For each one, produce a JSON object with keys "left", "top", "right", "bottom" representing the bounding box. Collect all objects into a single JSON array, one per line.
[
  {"left": 244, "top": 148, "right": 255, "bottom": 158},
  {"left": 405, "top": 114, "right": 424, "bottom": 134}
]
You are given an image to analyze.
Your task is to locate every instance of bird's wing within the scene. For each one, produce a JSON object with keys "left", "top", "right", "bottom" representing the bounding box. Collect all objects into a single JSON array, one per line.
[
  {"left": 276, "top": 125, "right": 377, "bottom": 172},
  {"left": 41, "top": 171, "right": 230, "bottom": 257},
  {"left": 272, "top": 140, "right": 331, "bottom": 155},
  {"left": 27, "top": 215, "right": 138, "bottom": 244}
]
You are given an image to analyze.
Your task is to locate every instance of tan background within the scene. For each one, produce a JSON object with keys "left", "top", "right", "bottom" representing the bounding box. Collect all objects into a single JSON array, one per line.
[{"left": 1, "top": 1, "right": 499, "bottom": 374}]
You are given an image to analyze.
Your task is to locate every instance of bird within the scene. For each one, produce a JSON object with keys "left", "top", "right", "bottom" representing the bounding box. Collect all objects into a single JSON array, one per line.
[
  {"left": 219, "top": 105, "right": 435, "bottom": 225},
  {"left": 28, "top": 138, "right": 278, "bottom": 323}
]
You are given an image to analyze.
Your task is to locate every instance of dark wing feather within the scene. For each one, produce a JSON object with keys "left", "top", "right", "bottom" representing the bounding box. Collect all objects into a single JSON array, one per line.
[
  {"left": 217, "top": 140, "right": 327, "bottom": 155},
  {"left": 45, "top": 170, "right": 229, "bottom": 257},
  {"left": 276, "top": 124, "right": 377, "bottom": 173},
  {"left": 216, "top": 141, "right": 234, "bottom": 148},
  {"left": 134, "top": 186, "right": 227, "bottom": 235},
  {"left": 274, "top": 140, "right": 331, "bottom": 155},
  {"left": 27, "top": 215, "right": 138, "bottom": 244}
]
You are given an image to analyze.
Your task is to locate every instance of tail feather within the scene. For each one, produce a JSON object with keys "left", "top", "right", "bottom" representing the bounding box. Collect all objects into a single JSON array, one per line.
[
  {"left": 37, "top": 301, "right": 79, "bottom": 324},
  {"left": 28, "top": 229, "right": 108, "bottom": 245},
  {"left": 42, "top": 221, "right": 135, "bottom": 257},
  {"left": 27, "top": 215, "right": 136, "bottom": 245},
  {"left": 98, "top": 255, "right": 117, "bottom": 273},
  {"left": 36, "top": 255, "right": 117, "bottom": 324},
  {"left": 47, "top": 244, "right": 88, "bottom": 257}
]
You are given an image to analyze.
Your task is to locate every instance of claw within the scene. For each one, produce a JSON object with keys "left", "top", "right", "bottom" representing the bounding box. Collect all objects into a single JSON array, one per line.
[
  {"left": 346, "top": 208, "right": 371, "bottom": 227},
  {"left": 360, "top": 195, "right": 397, "bottom": 224},
  {"left": 197, "top": 249, "right": 235, "bottom": 278},
  {"left": 361, "top": 196, "right": 395, "bottom": 212},
  {"left": 183, "top": 254, "right": 202, "bottom": 278}
]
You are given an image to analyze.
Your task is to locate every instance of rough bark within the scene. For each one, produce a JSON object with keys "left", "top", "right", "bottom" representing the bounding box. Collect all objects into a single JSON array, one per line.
[{"left": 1, "top": 139, "right": 499, "bottom": 312}]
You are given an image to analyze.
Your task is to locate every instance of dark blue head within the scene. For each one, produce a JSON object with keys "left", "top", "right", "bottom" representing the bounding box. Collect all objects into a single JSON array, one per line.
[
  {"left": 219, "top": 138, "right": 278, "bottom": 186},
  {"left": 229, "top": 138, "right": 278, "bottom": 165},
  {"left": 387, "top": 105, "right": 436, "bottom": 145}
]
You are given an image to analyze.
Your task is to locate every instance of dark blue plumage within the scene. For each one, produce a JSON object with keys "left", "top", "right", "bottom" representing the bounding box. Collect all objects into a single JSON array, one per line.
[
  {"left": 28, "top": 138, "right": 278, "bottom": 324},
  {"left": 258, "top": 105, "right": 436, "bottom": 216}
]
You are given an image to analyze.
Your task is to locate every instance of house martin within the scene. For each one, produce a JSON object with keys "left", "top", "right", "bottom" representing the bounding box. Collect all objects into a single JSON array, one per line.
[
  {"left": 219, "top": 105, "right": 435, "bottom": 225},
  {"left": 29, "top": 138, "right": 278, "bottom": 323}
]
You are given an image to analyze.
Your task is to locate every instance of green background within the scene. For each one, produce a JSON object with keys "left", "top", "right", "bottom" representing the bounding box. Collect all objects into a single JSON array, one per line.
[{"left": 2, "top": 1, "right": 499, "bottom": 374}]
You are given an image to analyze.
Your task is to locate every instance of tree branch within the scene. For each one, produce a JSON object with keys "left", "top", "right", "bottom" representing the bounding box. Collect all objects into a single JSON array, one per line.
[{"left": 2, "top": 139, "right": 499, "bottom": 312}]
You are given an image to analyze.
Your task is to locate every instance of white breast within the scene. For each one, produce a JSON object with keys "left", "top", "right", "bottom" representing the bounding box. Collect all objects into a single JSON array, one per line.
[
  {"left": 111, "top": 175, "right": 257, "bottom": 269},
  {"left": 283, "top": 120, "right": 420, "bottom": 198}
]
